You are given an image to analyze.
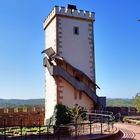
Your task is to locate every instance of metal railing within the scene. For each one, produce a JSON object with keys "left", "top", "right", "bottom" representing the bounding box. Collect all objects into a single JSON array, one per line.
[
  {"left": 0, "top": 111, "right": 116, "bottom": 140},
  {"left": 0, "top": 123, "right": 114, "bottom": 140}
]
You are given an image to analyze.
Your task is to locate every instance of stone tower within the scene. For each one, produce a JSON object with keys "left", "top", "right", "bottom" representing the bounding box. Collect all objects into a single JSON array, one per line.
[{"left": 42, "top": 5, "right": 106, "bottom": 123}]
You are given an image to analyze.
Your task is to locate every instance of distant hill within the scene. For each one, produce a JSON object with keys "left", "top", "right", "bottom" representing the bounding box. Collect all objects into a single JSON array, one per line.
[
  {"left": 106, "top": 98, "right": 134, "bottom": 107},
  {"left": 0, "top": 99, "right": 45, "bottom": 108},
  {"left": 0, "top": 98, "right": 134, "bottom": 108}
]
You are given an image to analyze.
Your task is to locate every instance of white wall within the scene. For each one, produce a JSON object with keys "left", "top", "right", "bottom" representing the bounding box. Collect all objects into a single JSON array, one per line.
[
  {"left": 59, "top": 17, "right": 93, "bottom": 79},
  {"left": 45, "top": 18, "right": 57, "bottom": 51},
  {"left": 44, "top": 68, "right": 57, "bottom": 122},
  {"left": 44, "top": 17, "right": 57, "bottom": 122},
  {"left": 61, "top": 79, "right": 94, "bottom": 112}
]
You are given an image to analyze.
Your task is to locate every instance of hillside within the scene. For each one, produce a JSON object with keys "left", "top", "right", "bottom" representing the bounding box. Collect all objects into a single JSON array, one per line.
[
  {"left": 0, "top": 99, "right": 45, "bottom": 108},
  {"left": 0, "top": 98, "right": 134, "bottom": 108},
  {"left": 106, "top": 98, "right": 134, "bottom": 107}
]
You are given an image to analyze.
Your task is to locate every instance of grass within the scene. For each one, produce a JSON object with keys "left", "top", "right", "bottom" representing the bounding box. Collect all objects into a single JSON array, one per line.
[{"left": 0, "top": 126, "right": 48, "bottom": 136}]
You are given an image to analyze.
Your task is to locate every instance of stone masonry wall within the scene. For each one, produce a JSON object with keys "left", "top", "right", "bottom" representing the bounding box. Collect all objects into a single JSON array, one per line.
[{"left": 0, "top": 107, "right": 45, "bottom": 127}]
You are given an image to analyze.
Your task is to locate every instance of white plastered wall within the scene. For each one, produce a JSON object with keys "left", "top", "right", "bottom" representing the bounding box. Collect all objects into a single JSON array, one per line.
[
  {"left": 59, "top": 17, "right": 93, "bottom": 79},
  {"left": 44, "top": 18, "right": 57, "bottom": 122},
  {"left": 61, "top": 79, "right": 94, "bottom": 112},
  {"left": 44, "top": 69, "right": 57, "bottom": 121},
  {"left": 45, "top": 18, "right": 57, "bottom": 51}
]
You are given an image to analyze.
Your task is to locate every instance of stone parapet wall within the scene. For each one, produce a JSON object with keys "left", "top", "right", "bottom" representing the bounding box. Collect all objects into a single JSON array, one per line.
[
  {"left": 0, "top": 107, "right": 45, "bottom": 127},
  {"left": 106, "top": 106, "right": 140, "bottom": 116}
]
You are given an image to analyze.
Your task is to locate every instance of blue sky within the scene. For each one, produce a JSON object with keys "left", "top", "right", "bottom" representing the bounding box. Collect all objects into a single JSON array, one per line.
[{"left": 0, "top": 0, "right": 140, "bottom": 99}]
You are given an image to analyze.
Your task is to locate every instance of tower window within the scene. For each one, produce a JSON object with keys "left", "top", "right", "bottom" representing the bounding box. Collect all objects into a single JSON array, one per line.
[
  {"left": 79, "top": 92, "right": 82, "bottom": 100},
  {"left": 73, "top": 26, "right": 79, "bottom": 35}
]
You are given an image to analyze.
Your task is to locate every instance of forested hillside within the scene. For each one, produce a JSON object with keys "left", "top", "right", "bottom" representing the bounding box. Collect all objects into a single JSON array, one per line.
[
  {"left": 0, "top": 98, "right": 134, "bottom": 108},
  {"left": 0, "top": 99, "right": 45, "bottom": 108},
  {"left": 107, "top": 98, "right": 134, "bottom": 107}
]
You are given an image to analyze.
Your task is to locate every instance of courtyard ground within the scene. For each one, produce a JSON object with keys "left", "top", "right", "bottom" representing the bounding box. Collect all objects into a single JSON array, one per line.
[{"left": 114, "top": 123, "right": 140, "bottom": 140}]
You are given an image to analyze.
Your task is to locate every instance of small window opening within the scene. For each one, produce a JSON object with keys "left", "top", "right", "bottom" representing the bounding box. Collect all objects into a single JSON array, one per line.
[
  {"left": 74, "top": 91, "right": 77, "bottom": 99},
  {"left": 79, "top": 92, "right": 82, "bottom": 100},
  {"left": 73, "top": 26, "right": 79, "bottom": 35}
]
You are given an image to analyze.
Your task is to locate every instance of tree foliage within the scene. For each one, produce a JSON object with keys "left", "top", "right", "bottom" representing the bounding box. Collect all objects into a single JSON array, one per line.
[
  {"left": 67, "top": 104, "right": 87, "bottom": 123},
  {"left": 55, "top": 104, "right": 72, "bottom": 126},
  {"left": 107, "top": 98, "right": 134, "bottom": 107},
  {"left": 54, "top": 104, "right": 87, "bottom": 125},
  {"left": 134, "top": 93, "right": 140, "bottom": 112}
]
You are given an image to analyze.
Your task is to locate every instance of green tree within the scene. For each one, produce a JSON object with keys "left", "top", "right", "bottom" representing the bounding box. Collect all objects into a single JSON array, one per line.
[
  {"left": 67, "top": 104, "right": 87, "bottom": 124},
  {"left": 134, "top": 93, "right": 140, "bottom": 112},
  {"left": 55, "top": 104, "right": 72, "bottom": 125}
]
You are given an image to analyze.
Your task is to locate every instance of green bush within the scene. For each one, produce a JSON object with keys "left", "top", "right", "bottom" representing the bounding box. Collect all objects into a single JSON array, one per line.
[
  {"left": 67, "top": 104, "right": 87, "bottom": 123},
  {"left": 123, "top": 116, "right": 138, "bottom": 124},
  {"left": 134, "top": 93, "right": 140, "bottom": 112},
  {"left": 55, "top": 104, "right": 72, "bottom": 126},
  {"left": 136, "top": 121, "right": 140, "bottom": 125},
  {"left": 123, "top": 116, "right": 129, "bottom": 122}
]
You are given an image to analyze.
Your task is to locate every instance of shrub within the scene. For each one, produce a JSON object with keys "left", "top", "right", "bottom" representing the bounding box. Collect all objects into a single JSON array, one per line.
[
  {"left": 136, "top": 121, "right": 140, "bottom": 125},
  {"left": 67, "top": 104, "right": 87, "bottom": 123},
  {"left": 123, "top": 116, "right": 129, "bottom": 122},
  {"left": 55, "top": 104, "right": 72, "bottom": 126},
  {"left": 54, "top": 104, "right": 87, "bottom": 125},
  {"left": 134, "top": 93, "right": 140, "bottom": 112},
  {"left": 128, "top": 119, "right": 137, "bottom": 123},
  {"left": 123, "top": 116, "right": 138, "bottom": 124}
]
